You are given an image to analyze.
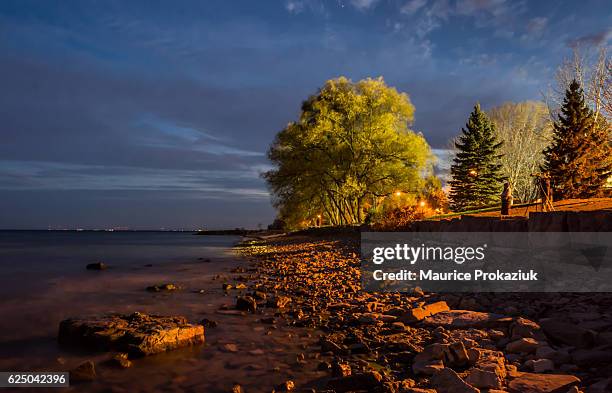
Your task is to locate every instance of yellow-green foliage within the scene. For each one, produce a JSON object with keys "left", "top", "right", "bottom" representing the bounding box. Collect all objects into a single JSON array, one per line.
[{"left": 264, "top": 76, "right": 434, "bottom": 229}]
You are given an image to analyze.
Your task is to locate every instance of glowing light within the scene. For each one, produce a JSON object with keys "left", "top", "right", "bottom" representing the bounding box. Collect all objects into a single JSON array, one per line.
[
  {"left": 419, "top": 201, "right": 426, "bottom": 207},
  {"left": 394, "top": 191, "right": 401, "bottom": 197},
  {"left": 469, "top": 169, "right": 478, "bottom": 177},
  {"left": 316, "top": 214, "right": 322, "bottom": 218}
]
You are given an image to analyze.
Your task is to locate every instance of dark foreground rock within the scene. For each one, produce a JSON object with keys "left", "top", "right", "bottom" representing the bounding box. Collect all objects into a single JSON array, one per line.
[
  {"left": 58, "top": 312, "right": 204, "bottom": 357},
  {"left": 86, "top": 262, "right": 107, "bottom": 270}
]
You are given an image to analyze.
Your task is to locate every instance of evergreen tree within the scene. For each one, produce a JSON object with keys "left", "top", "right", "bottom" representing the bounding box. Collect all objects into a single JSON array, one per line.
[
  {"left": 542, "top": 79, "right": 611, "bottom": 199},
  {"left": 449, "top": 103, "right": 506, "bottom": 211}
]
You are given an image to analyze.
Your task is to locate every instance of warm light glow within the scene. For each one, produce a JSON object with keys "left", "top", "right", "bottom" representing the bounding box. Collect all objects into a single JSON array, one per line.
[
  {"left": 394, "top": 191, "right": 401, "bottom": 197},
  {"left": 469, "top": 169, "right": 478, "bottom": 177},
  {"left": 419, "top": 201, "right": 426, "bottom": 207},
  {"left": 316, "top": 214, "right": 321, "bottom": 218}
]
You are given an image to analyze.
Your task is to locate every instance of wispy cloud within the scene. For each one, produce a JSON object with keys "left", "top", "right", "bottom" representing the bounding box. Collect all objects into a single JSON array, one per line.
[{"left": 350, "top": 0, "right": 380, "bottom": 11}]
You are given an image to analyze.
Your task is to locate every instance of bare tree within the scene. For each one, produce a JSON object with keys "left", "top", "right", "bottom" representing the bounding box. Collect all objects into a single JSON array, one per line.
[
  {"left": 547, "top": 45, "right": 611, "bottom": 123},
  {"left": 488, "top": 101, "right": 553, "bottom": 203}
]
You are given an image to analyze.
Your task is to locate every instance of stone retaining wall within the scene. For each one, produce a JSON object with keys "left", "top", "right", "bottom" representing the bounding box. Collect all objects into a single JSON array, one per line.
[{"left": 408, "top": 209, "right": 612, "bottom": 232}]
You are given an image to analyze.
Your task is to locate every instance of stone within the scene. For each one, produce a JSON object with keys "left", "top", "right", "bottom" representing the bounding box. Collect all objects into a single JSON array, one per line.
[
  {"left": 200, "top": 318, "right": 218, "bottom": 328},
  {"left": 332, "top": 362, "right": 351, "bottom": 377},
  {"left": 431, "top": 368, "right": 480, "bottom": 393},
  {"left": 401, "top": 301, "right": 450, "bottom": 323},
  {"left": 146, "top": 283, "right": 177, "bottom": 292},
  {"left": 412, "top": 359, "right": 444, "bottom": 375},
  {"left": 511, "top": 317, "right": 541, "bottom": 339},
  {"left": 236, "top": 296, "right": 257, "bottom": 312},
  {"left": 232, "top": 383, "right": 244, "bottom": 393},
  {"left": 530, "top": 359, "right": 554, "bottom": 373},
  {"left": 540, "top": 318, "right": 595, "bottom": 348},
  {"left": 422, "top": 310, "right": 507, "bottom": 329},
  {"left": 274, "top": 380, "right": 295, "bottom": 391},
  {"left": 571, "top": 348, "right": 612, "bottom": 367},
  {"left": 465, "top": 368, "right": 502, "bottom": 389},
  {"left": 267, "top": 296, "right": 292, "bottom": 308},
  {"left": 327, "top": 371, "right": 383, "bottom": 392},
  {"left": 70, "top": 361, "right": 96, "bottom": 382},
  {"left": 106, "top": 353, "right": 132, "bottom": 369},
  {"left": 506, "top": 338, "right": 538, "bottom": 353},
  {"left": 222, "top": 283, "right": 233, "bottom": 291},
  {"left": 535, "top": 346, "right": 557, "bottom": 360},
  {"left": 448, "top": 341, "right": 470, "bottom": 366},
  {"left": 86, "top": 262, "right": 107, "bottom": 270},
  {"left": 508, "top": 372, "right": 580, "bottom": 393},
  {"left": 58, "top": 312, "right": 204, "bottom": 357}
]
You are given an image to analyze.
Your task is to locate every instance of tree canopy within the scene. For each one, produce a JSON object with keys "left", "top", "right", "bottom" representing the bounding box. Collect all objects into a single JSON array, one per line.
[
  {"left": 542, "top": 79, "right": 611, "bottom": 199},
  {"left": 449, "top": 103, "right": 506, "bottom": 212},
  {"left": 263, "top": 77, "right": 434, "bottom": 229}
]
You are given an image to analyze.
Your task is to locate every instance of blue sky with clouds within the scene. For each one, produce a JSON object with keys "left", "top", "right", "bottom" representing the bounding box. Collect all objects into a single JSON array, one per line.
[{"left": 1, "top": 0, "right": 610, "bottom": 229}]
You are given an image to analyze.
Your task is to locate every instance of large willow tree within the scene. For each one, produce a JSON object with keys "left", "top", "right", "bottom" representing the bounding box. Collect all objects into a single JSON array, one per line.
[{"left": 263, "top": 77, "right": 433, "bottom": 228}]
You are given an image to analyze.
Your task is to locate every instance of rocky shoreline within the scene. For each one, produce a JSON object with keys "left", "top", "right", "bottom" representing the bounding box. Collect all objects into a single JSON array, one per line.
[{"left": 234, "top": 231, "right": 612, "bottom": 393}]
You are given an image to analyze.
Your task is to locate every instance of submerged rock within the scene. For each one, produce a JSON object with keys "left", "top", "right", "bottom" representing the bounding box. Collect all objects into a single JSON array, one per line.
[
  {"left": 86, "top": 262, "right": 107, "bottom": 270},
  {"left": 146, "top": 283, "right": 178, "bottom": 292},
  {"left": 58, "top": 312, "right": 204, "bottom": 357},
  {"left": 70, "top": 360, "right": 96, "bottom": 382}
]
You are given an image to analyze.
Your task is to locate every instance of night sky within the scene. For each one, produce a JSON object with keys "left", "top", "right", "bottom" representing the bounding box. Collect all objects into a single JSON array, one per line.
[{"left": 1, "top": 0, "right": 610, "bottom": 229}]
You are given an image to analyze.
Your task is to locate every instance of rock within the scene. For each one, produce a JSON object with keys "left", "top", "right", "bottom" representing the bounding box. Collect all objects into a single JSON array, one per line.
[
  {"left": 331, "top": 361, "right": 351, "bottom": 377},
  {"left": 235, "top": 283, "right": 247, "bottom": 289},
  {"left": 571, "top": 347, "right": 612, "bottom": 367},
  {"left": 422, "top": 310, "right": 507, "bottom": 329},
  {"left": 200, "top": 318, "right": 218, "bottom": 328},
  {"left": 86, "top": 262, "right": 107, "bottom": 270},
  {"left": 222, "top": 343, "right": 239, "bottom": 353},
  {"left": 274, "top": 380, "right": 295, "bottom": 391},
  {"left": 448, "top": 341, "right": 470, "bottom": 367},
  {"left": 508, "top": 372, "right": 580, "bottom": 393},
  {"left": 511, "top": 317, "right": 541, "bottom": 339},
  {"left": 540, "top": 318, "right": 595, "bottom": 348},
  {"left": 232, "top": 383, "right": 244, "bottom": 393},
  {"left": 506, "top": 338, "right": 539, "bottom": 354},
  {"left": 527, "top": 359, "right": 554, "bottom": 373},
  {"left": 267, "top": 296, "right": 292, "bottom": 309},
  {"left": 535, "top": 346, "right": 557, "bottom": 360},
  {"left": 222, "top": 283, "right": 233, "bottom": 291},
  {"left": 413, "top": 359, "right": 444, "bottom": 375},
  {"left": 327, "top": 371, "right": 383, "bottom": 392},
  {"left": 58, "top": 312, "right": 204, "bottom": 357},
  {"left": 466, "top": 368, "right": 502, "bottom": 389},
  {"left": 106, "top": 353, "right": 132, "bottom": 369},
  {"left": 586, "top": 378, "right": 612, "bottom": 393},
  {"left": 70, "top": 361, "right": 96, "bottom": 382},
  {"left": 431, "top": 368, "right": 480, "bottom": 393},
  {"left": 236, "top": 296, "right": 257, "bottom": 312},
  {"left": 401, "top": 301, "right": 450, "bottom": 323},
  {"left": 146, "top": 283, "right": 177, "bottom": 292}
]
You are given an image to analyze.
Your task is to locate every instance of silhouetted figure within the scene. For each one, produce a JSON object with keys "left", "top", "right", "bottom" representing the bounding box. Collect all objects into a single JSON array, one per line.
[{"left": 501, "top": 181, "right": 513, "bottom": 215}]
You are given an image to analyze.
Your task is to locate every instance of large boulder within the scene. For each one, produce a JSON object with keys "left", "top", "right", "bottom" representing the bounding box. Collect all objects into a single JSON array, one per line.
[
  {"left": 431, "top": 368, "right": 480, "bottom": 393},
  {"left": 508, "top": 372, "right": 580, "bottom": 393},
  {"left": 58, "top": 312, "right": 204, "bottom": 357},
  {"left": 539, "top": 318, "right": 596, "bottom": 348},
  {"left": 422, "top": 310, "right": 509, "bottom": 329}
]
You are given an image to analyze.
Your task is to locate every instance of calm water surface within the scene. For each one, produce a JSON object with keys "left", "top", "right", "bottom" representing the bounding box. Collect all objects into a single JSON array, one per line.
[{"left": 0, "top": 231, "right": 322, "bottom": 393}]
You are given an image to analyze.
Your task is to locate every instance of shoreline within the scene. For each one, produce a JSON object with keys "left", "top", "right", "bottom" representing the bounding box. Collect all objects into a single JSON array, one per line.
[{"left": 237, "top": 231, "right": 612, "bottom": 392}]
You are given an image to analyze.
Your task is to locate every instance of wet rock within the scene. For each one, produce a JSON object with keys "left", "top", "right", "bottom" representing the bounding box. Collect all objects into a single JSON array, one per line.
[
  {"left": 58, "top": 312, "right": 204, "bottom": 356},
  {"left": 70, "top": 361, "right": 96, "bottom": 382},
  {"left": 274, "top": 380, "right": 295, "bottom": 392},
  {"left": 506, "top": 338, "right": 538, "bottom": 354},
  {"left": 146, "top": 283, "right": 178, "bottom": 292},
  {"left": 331, "top": 361, "right": 351, "bottom": 377},
  {"left": 431, "top": 368, "right": 480, "bottom": 393},
  {"left": 86, "top": 262, "right": 107, "bottom": 270},
  {"left": 106, "top": 353, "right": 132, "bottom": 369},
  {"left": 267, "top": 296, "right": 292, "bottom": 309},
  {"left": 508, "top": 372, "right": 580, "bottom": 393},
  {"left": 200, "top": 318, "right": 218, "bottom": 328},
  {"left": 236, "top": 296, "right": 257, "bottom": 312}
]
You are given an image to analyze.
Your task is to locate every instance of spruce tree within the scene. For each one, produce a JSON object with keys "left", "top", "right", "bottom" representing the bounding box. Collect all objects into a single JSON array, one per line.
[
  {"left": 542, "top": 79, "right": 611, "bottom": 199},
  {"left": 449, "top": 103, "right": 506, "bottom": 212}
]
